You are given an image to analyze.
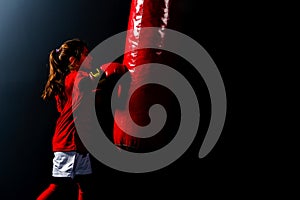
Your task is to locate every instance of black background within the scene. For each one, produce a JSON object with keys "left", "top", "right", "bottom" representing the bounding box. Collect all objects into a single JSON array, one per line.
[{"left": 0, "top": 0, "right": 284, "bottom": 199}]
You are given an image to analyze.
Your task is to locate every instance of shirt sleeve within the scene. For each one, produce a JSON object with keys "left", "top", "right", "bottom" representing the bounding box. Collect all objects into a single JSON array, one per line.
[
  {"left": 55, "top": 95, "right": 62, "bottom": 113},
  {"left": 77, "top": 71, "right": 97, "bottom": 93}
]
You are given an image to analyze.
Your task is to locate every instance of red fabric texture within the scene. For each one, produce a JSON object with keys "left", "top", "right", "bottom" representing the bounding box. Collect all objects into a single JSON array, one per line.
[
  {"left": 36, "top": 183, "right": 58, "bottom": 200},
  {"left": 52, "top": 70, "right": 92, "bottom": 153}
]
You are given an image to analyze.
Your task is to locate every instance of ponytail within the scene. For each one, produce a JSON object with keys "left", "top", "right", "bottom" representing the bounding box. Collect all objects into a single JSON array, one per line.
[
  {"left": 41, "top": 38, "right": 87, "bottom": 101},
  {"left": 41, "top": 49, "right": 67, "bottom": 101}
]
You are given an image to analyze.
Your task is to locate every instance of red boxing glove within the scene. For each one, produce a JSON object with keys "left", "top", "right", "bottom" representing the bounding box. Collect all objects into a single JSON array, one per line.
[{"left": 100, "top": 62, "right": 127, "bottom": 77}]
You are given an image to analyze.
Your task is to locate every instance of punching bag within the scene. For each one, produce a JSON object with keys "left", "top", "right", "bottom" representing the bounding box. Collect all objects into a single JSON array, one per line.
[{"left": 113, "top": 0, "right": 181, "bottom": 152}]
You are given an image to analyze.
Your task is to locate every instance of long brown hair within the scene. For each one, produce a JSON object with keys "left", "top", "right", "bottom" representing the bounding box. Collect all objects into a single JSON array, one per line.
[{"left": 41, "top": 38, "right": 87, "bottom": 101}]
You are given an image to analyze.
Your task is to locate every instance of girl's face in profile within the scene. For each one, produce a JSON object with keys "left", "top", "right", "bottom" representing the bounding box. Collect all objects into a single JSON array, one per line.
[{"left": 78, "top": 47, "right": 92, "bottom": 70}]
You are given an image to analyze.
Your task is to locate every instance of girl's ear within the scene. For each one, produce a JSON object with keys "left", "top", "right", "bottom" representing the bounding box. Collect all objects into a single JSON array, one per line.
[{"left": 69, "top": 56, "right": 76, "bottom": 67}]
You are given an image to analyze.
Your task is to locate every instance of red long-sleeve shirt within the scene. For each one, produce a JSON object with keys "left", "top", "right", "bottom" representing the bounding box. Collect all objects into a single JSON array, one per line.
[{"left": 52, "top": 70, "right": 93, "bottom": 153}]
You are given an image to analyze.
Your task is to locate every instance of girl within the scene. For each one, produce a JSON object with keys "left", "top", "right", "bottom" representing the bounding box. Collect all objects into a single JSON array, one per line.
[{"left": 37, "top": 38, "right": 94, "bottom": 200}]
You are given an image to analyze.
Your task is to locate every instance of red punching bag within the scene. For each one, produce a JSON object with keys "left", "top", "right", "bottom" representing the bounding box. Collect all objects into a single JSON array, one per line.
[{"left": 113, "top": 0, "right": 181, "bottom": 152}]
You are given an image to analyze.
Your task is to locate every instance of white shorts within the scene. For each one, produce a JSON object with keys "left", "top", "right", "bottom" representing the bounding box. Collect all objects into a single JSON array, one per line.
[{"left": 52, "top": 151, "right": 92, "bottom": 179}]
